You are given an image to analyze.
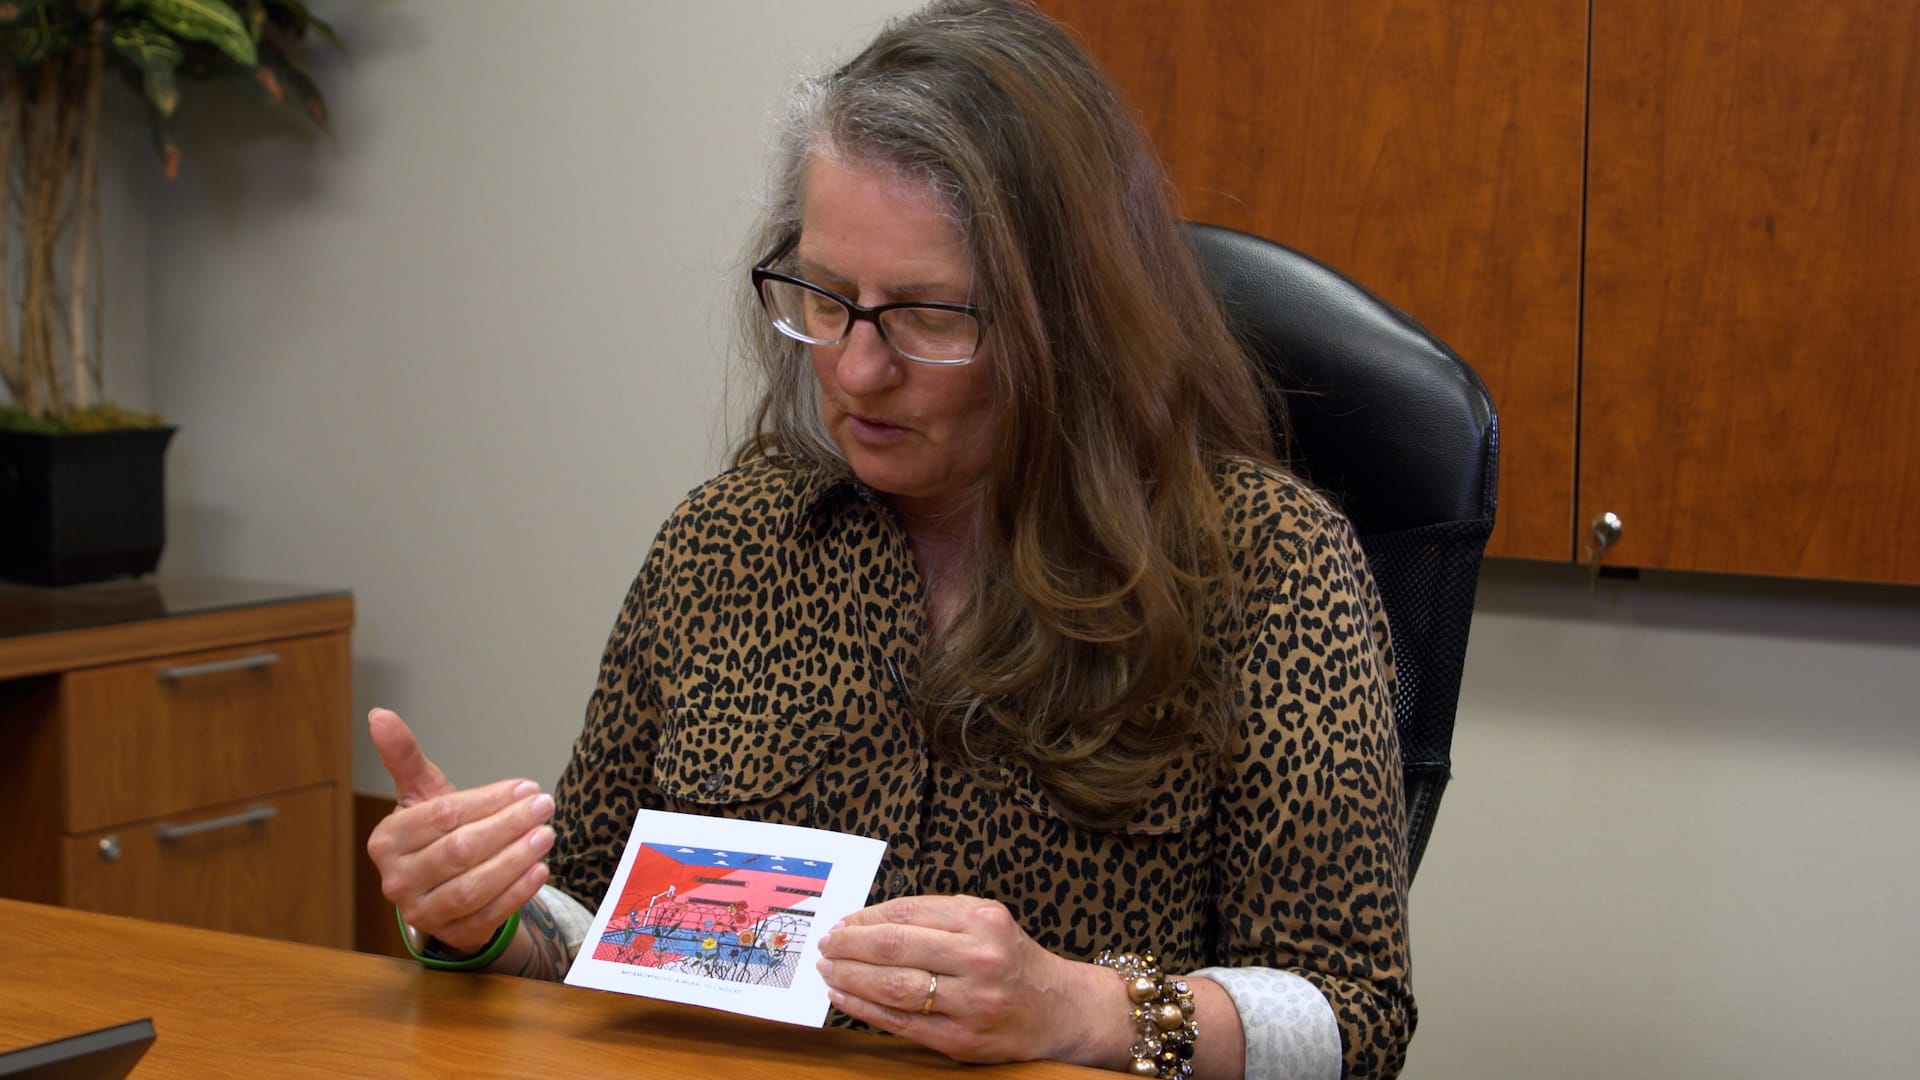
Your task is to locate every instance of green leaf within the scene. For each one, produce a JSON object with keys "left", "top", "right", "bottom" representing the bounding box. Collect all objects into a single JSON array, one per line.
[
  {"left": 0, "top": 3, "right": 79, "bottom": 65},
  {"left": 0, "top": 0, "right": 65, "bottom": 27},
  {"left": 111, "top": 19, "right": 184, "bottom": 116},
  {"left": 133, "top": 89, "right": 181, "bottom": 177},
  {"left": 229, "top": 0, "right": 266, "bottom": 43},
  {"left": 115, "top": 0, "right": 256, "bottom": 67},
  {"left": 185, "top": 43, "right": 329, "bottom": 130},
  {"left": 262, "top": 39, "right": 325, "bottom": 129},
  {"left": 265, "top": 0, "right": 338, "bottom": 50},
  {"left": 209, "top": 52, "right": 281, "bottom": 105},
  {"left": 154, "top": 130, "right": 181, "bottom": 178}
]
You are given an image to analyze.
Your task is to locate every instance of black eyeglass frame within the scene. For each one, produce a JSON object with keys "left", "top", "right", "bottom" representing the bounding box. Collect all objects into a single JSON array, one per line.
[{"left": 751, "top": 235, "right": 988, "bottom": 367}]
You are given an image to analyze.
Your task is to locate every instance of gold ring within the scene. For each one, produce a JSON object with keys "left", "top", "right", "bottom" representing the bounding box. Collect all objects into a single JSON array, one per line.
[{"left": 919, "top": 972, "right": 939, "bottom": 1015}]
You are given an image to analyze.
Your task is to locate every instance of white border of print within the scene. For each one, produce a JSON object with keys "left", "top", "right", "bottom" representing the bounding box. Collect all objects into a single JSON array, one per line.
[{"left": 564, "top": 809, "right": 886, "bottom": 1027}]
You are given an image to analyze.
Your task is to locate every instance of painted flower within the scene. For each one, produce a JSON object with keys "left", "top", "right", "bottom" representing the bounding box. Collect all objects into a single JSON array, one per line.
[
  {"left": 772, "top": 932, "right": 790, "bottom": 949},
  {"left": 738, "top": 930, "right": 756, "bottom": 947},
  {"left": 701, "top": 936, "right": 718, "bottom": 952}
]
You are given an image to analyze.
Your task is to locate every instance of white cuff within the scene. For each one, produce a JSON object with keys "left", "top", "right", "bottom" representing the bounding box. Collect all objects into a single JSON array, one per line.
[{"left": 1189, "top": 966, "right": 1341, "bottom": 1080}]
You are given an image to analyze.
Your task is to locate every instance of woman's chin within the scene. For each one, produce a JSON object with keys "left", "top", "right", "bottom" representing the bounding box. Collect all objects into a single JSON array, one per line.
[{"left": 846, "top": 462, "right": 917, "bottom": 499}]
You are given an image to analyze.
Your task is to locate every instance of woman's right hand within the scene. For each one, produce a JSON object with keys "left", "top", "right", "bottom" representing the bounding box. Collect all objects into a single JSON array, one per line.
[{"left": 365, "top": 707, "right": 556, "bottom": 953}]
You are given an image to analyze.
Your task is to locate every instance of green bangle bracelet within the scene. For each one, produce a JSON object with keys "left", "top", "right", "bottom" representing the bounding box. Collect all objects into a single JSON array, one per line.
[{"left": 395, "top": 907, "right": 521, "bottom": 972}]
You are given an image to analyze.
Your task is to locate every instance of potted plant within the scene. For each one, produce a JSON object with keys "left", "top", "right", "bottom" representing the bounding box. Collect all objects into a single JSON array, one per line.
[{"left": 0, "top": 0, "right": 336, "bottom": 585}]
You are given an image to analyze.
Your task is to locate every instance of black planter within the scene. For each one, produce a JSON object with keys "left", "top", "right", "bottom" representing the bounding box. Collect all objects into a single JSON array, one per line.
[{"left": 0, "top": 426, "right": 177, "bottom": 586}]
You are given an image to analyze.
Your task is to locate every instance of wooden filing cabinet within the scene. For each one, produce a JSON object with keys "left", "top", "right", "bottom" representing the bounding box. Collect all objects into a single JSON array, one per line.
[{"left": 0, "top": 579, "right": 354, "bottom": 948}]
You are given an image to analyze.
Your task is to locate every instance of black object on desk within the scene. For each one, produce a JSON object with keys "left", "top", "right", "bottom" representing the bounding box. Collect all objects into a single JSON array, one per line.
[{"left": 0, "top": 1018, "right": 155, "bottom": 1079}]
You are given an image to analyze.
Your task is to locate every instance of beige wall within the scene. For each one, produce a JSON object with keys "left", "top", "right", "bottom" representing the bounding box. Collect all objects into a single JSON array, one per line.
[
  {"left": 1408, "top": 562, "right": 1917, "bottom": 1079},
  {"left": 139, "top": 3, "right": 1920, "bottom": 1078}
]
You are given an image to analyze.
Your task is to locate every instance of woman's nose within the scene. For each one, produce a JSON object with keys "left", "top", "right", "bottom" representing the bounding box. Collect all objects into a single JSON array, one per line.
[{"left": 832, "top": 318, "right": 901, "bottom": 394}]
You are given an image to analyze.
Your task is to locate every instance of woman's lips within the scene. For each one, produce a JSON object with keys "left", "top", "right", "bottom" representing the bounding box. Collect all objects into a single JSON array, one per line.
[{"left": 848, "top": 415, "right": 910, "bottom": 443}]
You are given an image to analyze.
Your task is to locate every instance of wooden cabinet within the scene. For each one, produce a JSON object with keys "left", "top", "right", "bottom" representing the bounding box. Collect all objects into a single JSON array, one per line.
[
  {"left": 1038, "top": 0, "right": 1920, "bottom": 585},
  {"left": 1582, "top": 1, "right": 1920, "bottom": 582},
  {"left": 1036, "top": 0, "right": 1586, "bottom": 562},
  {"left": 0, "top": 579, "right": 354, "bottom": 948}
]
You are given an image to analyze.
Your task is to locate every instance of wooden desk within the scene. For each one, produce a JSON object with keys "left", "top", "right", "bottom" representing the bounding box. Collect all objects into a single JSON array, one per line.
[{"left": 0, "top": 901, "right": 1102, "bottom": 1078}]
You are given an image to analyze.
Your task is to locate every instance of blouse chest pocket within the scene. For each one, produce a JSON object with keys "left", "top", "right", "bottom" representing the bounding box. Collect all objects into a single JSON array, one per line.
[{"left": 654, "top": 704, "right": 842, "bottom": 806}]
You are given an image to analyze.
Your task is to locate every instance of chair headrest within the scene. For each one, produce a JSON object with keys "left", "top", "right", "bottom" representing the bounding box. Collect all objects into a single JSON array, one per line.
[{"left": 1187, "top": 222, "right": 1498, "bottom": 534}]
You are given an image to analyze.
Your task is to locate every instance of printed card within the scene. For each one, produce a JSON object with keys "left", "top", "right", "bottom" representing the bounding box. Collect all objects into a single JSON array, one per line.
[{"left": 564, "top": 809, "right": 886, "bottom": 1027}]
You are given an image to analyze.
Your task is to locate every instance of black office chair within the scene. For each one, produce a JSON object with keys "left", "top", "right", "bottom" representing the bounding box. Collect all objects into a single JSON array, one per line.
[{"left": 1187, "top": 222, "right": 1499, "bottom": 883}]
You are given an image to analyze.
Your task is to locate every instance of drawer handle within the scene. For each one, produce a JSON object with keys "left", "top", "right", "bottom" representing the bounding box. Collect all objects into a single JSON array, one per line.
[
  {"left": 156, "top": 652, "right": 281, "bottom": 681},
  {"left": 155, "top": 805, "right": 279, "bottom": 841}
]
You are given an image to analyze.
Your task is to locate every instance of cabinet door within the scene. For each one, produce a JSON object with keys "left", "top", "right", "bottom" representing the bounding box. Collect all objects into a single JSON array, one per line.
[
  {"left": 63, "top": 784, "right": 341, "bottom": 947},
  {"left": 1583, "top": 1, "right": 1920, "bottom": 583},
  {"left": 1037, "top": 0, "right": 1589, "bottom": 560}
]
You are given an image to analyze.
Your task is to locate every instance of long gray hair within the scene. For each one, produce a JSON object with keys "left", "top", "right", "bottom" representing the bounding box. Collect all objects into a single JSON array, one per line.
[{"left": 729, "top": 0, "right": 1279, "bottom": 829}]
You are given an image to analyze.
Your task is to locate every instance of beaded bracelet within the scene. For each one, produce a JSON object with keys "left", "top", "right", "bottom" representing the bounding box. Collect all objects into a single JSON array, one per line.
[{"left": 1095, "top": 950, "right": 1197, "bottom": 1078}]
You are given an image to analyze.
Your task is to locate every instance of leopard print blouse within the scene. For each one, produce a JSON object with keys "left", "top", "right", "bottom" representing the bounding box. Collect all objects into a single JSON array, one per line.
[{"left": 551, "top": 456, "right": 1414, "bottom": 1078}]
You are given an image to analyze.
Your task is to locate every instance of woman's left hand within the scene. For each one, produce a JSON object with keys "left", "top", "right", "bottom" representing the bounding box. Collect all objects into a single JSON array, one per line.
[{"left": 815, "top": 894, "right": 1130, "bottom": 1067}]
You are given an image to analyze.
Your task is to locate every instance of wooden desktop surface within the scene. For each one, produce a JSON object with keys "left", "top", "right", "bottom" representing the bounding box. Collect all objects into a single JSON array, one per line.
[{"left": 0, "top": 900, "right": 1103, "bottom": 1078}]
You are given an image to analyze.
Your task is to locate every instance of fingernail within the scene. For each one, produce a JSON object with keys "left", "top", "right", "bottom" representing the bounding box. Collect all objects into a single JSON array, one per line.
[
  {"left": 815, "top": 929, "right": 830, "bottom": 952},
  {"left": 513, "top": 781, "right": 540, "bottom": 799},
  {"left": 828, "top": 989, "right": 846, "bottom": 1008},
  {"left": 529, "top": 826, "right": 555, "bottom": 852},
  {"left": 530, "top": 793, "right": 554, "bottom": 817},
  {"left": 830, "top": 919, "right": 847, "bottom": 933},
  {"left": 815, "top": 958, "right": 834, "bottom": 979}
]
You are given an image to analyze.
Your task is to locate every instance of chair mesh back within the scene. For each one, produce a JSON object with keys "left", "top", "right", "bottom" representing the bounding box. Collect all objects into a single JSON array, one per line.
[
  {"left": 1184, "top": 221, "right": 1499, "bottom": 883},
  {"left": 1359, "top": 517, "right": 1493, "bottom": 879}
]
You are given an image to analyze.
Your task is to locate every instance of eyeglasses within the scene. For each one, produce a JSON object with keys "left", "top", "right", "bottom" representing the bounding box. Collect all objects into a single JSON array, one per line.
[{"left": 752, "top": 235, "right": 986, "bottom": 366}]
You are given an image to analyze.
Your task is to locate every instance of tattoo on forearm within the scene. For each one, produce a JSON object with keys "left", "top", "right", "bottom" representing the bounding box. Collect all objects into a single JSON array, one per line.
[{"left": 511, "top": 897, "right": 570, "bottom": 982}]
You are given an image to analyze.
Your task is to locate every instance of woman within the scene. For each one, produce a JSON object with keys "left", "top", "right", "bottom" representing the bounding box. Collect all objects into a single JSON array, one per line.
[{"left": 367, "top": 2, "right": 1412, "bottom": 1077}]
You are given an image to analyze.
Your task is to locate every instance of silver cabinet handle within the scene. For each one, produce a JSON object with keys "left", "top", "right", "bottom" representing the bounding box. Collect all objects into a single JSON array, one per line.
[
  {"left": 155, "top": 805, "right": 279, "bottom": 841},
  {"left": 99, "top": 835, "right": 122, "bottom": 862},
  {"left": 1585, "top": 511, "right": 1624, "bottom": 588},
  {"left": 156, "top": 652, "right": 280, "bottom": 681}
]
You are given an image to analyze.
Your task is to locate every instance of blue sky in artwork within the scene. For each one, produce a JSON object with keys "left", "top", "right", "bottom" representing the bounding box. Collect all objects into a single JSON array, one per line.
[{"left": 652, "top": 844, "right": 833, "bottom": 878}]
